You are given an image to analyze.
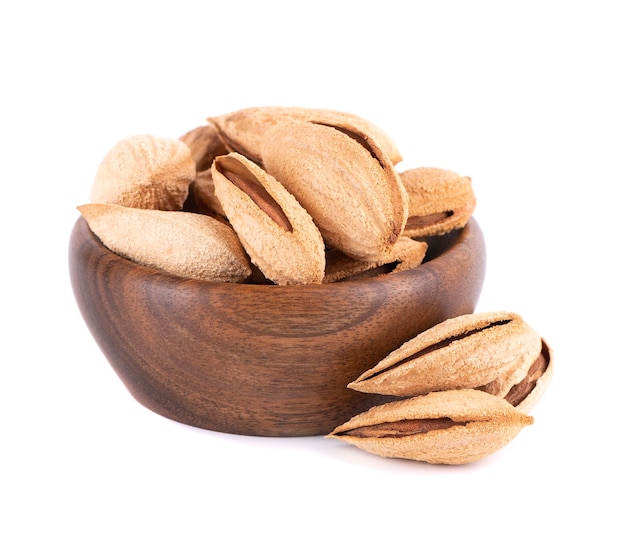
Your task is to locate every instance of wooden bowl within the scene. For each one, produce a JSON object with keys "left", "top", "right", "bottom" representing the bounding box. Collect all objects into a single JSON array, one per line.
[{"left": 69, "top": 216, "right": 486, "bottom": 437}]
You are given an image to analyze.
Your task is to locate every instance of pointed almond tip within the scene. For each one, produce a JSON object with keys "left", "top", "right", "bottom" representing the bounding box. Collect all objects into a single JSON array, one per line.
[
  {"left": 326, "top": 425, "right": 347, "bottom": 439},
  {"left": 505, "top": 406, "right": 535, "bottom": 430},
  {"left": 346, "top": 379, "right": 372, "bottom": 393},
  {"left": 78, "top": 202, "right": 110, "bottom": 218},
  {"left": 77, "top": 202, "right": 98, "bottom": 217}
]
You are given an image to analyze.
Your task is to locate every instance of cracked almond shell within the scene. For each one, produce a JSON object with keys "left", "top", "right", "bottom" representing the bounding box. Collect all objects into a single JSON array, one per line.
[
  {"left": 212, "top": 152, "right": 325, "bottom": 285},
  {"left": 260, "top": 120, "right": 408, "bottom": 260},
  {"left": 400, "top": 167, "right": 476, "bottom": 238},
  {"left": 349, "top": 311, "right": 542, "bottom": 397},
  {"left": 328, "top": 389, "right": 534, "bottom": 465},
  {"left": 323, "top": 237, "right": 427, "bottom": 283},
  {"left": 502, "top": 338, "right": 554, "bottom": 413}
]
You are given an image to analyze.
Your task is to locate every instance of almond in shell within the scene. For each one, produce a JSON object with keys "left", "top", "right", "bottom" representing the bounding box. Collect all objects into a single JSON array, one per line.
[
  {"left": 77, "top": 203, "right": 251, "bottom": 283},
  {"left": 90, "top": 135, "right": 195, "bottom": 211},
  {"left": 212, "top": 152, "right": 326, "bottom": 285}
]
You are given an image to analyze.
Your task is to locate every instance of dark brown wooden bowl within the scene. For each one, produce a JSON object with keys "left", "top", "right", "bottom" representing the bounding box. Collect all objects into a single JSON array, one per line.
[{"left": 69, "top": 216, "right": 486, "bottom": 437}]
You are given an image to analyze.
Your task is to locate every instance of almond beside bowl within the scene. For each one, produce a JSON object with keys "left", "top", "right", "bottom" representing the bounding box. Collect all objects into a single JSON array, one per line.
[{"left": 68, "top": 216, "right": 486, "bottom": 437}]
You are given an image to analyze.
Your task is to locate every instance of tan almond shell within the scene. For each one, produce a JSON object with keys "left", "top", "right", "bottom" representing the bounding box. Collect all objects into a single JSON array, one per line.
[
  {"left": 387, "top": 237, "right": 429, "bottom": 273},
  {"left": 349, "top": 311, "right": 542, "bottom": 397},
  {"left": 260, "top": 120, "right": 408, "bottom": 261},
  {"left": 77, "top": 203, "right": 251, "bottom": 283},
  {"left": 328, "top": 389, "right": 534, "bottom": 465},
  {"left": 400, "top": 167, "right": 476, "bottom": 237},
  {"left": 212, "top": 152, "right": 326, "bottom": 285},
  {"left": 513, "top": 339, "right": 554, "bottom": 414},
  {"left": 323, "top": 237, "right": 427, "bottom": 283},
  {"left": 90, "top": 135, "right": 195, "bottom": 211},
  {"left": 179, "top": 124, "right": 229, "bottom": 172},
  {"left": 209, "top": 106, "right": 403, "bottom": 165},
  {"left": 478, "top": 336, "right": 544, "bottom": 399}
]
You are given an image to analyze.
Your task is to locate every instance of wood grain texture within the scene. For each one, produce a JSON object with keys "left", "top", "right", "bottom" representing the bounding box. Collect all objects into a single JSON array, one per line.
[{"left": 68, "top": 216, "right": 486, "bottom": 437}]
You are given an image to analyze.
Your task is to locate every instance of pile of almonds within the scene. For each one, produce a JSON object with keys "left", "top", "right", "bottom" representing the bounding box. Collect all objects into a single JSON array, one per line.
[
  {"left": 78, "top": 106, "right": 475, "bottom": 285},
  {"left": 77, "top": 106, "right": 552, "bottom": 465}
]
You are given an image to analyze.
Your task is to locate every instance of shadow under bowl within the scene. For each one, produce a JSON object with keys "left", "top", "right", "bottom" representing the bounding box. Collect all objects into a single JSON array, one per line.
[{"left": 69, "top": 216, "right": 486, "bottom": 437}]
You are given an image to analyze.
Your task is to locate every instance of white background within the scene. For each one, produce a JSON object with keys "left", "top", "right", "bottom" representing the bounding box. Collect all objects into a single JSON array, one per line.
[{"left": 2, "top": 1, "right": 624, "bottom": 542}]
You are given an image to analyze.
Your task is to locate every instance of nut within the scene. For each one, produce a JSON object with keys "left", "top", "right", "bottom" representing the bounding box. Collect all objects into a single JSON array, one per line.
[
  {"left": 261, "top": 119, "right": 408, "bottom": 260},
  {"left": 212, "top": 152, "right": 325, "bottom": 285},
  {"left": 328, "top": 389, "right": 534, "bottom": 465},
  {"left": 348, "top": 311, "right": 542, "bottom": 397},
  {"left": 501, "top": 338, "right": 554, "bottom": 413},
  {"left": 90, "top": 135, "right": 195, "bottom": 211},
  {"left": 77, "top": 203, "right": 251, "bottom": 283},
  {"left": 323, "top": 237, "right": 427, "bottom": 283},
  {"left": 400, "top": 167, "right": 476, "bottom": 238}
]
